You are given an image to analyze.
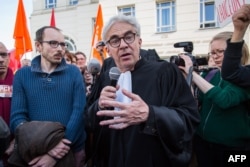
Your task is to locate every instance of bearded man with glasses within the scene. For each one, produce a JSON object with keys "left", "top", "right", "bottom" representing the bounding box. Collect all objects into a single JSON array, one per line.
[
  {"left": 86, "top": 15, "right": 199, "bottom": 167},
  {"left": 10, "top": 26, "right": 86, "bottom": 167}
]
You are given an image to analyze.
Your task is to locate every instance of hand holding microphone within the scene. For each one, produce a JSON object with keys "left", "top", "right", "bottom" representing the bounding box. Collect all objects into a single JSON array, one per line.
[
  {"left": 97, "top": 68, "right": 150, "bottom": 129},
  {"left": 109, "top": 67, "right": 121, "bottom": 87},
  {"left": 98, "top": 67, "right": 121, "bottom": 109}
]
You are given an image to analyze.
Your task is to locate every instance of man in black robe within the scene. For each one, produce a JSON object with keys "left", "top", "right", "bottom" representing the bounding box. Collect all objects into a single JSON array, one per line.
[{"left": 86, "top": 14, "right": 199, "bottom": 167}]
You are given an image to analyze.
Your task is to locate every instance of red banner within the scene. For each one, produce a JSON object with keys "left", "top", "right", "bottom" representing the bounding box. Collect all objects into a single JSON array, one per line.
[{"left": 50, "top": 8, "right": 56, "bottom": 27}]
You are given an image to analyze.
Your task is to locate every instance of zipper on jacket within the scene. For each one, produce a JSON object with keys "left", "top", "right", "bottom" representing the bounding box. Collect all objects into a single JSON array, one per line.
[
  {"left": 202, "top": 76, "right": 222, "bottom": 136},
  {"left": 202, "top": 104, "right": 213, "bottom": 136}
]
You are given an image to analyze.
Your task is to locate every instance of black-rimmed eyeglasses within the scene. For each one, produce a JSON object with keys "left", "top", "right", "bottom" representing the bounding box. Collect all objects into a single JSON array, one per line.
[
  {"left": 40, "top": 40, "right": 67, "bottom": 48},
  {"left": 106, "top": 32, "right": 138, "bottom": 48},
  {"left": 0, "top": 52, "right": 9, "bottom": 58}
]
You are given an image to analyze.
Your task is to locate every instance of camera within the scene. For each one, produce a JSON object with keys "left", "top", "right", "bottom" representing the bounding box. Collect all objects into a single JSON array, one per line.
[{"left": 170, "top": 41, "right": 208, "bottom": 72}]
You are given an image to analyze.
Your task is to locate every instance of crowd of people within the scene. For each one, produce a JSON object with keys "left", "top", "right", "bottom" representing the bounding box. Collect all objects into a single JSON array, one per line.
[{"left": 1, "top": 4, "right": 250, "bottom": 167}]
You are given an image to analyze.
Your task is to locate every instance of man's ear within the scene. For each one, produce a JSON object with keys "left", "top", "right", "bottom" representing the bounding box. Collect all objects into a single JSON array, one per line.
[
  {"left": 105, "top": 46, "right": 108, "bottom": 52},
  {"left": 35, "top": 41, "right": 41, "bottom": 53},
  {"left": 138, "top": 38, "right": 142, "bottom": 47},
  {"left": 105, "top": 46, "right": 112, "bottom": 57}
]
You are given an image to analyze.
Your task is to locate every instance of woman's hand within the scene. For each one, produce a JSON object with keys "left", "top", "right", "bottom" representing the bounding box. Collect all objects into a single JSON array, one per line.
[{"left": 178, "top": 54, "right": 194, "bottom": 74}]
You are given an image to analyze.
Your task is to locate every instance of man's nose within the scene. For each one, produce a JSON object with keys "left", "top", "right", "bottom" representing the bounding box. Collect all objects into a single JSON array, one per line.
[
  {"left": 119, "top": 38, "right": 128, "bottom": 47},
  {"left": 0, "top": 57, "right": 4, "bottom": 62}
]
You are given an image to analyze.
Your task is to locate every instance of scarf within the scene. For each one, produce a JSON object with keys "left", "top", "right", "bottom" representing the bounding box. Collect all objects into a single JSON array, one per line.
[{"left": 112, "top": 71, "right": 132, "bottom": 128}]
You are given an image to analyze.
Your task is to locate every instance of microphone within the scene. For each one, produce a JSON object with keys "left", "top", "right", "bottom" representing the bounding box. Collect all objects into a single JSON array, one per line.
[
  {"left": 109, "top": 67, "right": 121, "bottom": 87},
  {"left": 173, "top": 41, "right": 193, "bottom": 48},
  {"left": 174, "top": 41, "right": 193, "bottom": 53},
  {"left": 87, "top": 58, "right": 101, "bottom": 76}
]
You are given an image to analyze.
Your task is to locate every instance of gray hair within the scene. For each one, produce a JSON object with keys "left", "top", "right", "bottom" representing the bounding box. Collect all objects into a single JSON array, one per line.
[{"left": 102, "top": 14, "right": 141, "bottom": 42}]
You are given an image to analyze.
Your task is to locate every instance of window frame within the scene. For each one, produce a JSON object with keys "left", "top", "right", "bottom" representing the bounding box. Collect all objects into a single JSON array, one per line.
[
  {"left": 156, "top": 1, "right": 176, "bottom": 33},
  {"left": 118, "top": 6, "right": 135, "bottom": 17},
  {"left": 200, "top": 0, "right": 218, "bottom": 29},
  {"left": 65, "top": 36, "right": 77, "bottom": 52},
  {"left": 69, "top": 0, "right": 78, "bottom": 5},
  {"left": 45, "top": 0, "right": 56, "bottom": 9}
]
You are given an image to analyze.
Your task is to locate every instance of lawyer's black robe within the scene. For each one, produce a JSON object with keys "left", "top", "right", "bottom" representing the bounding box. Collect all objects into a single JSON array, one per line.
[{"left": 86, "top": 58, "right": 200, "bottom": 167}]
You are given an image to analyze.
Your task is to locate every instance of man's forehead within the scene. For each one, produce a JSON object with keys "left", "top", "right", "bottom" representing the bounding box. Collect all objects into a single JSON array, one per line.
[
  {"left": 107, "top": 22, "right": 135, "bottom": 37},
  {"left": 43, "top": 28, "right": 64, "bottom": 40}
]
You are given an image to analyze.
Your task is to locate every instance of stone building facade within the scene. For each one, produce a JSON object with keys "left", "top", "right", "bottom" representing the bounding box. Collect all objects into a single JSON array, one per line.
[{"left": 30, "top": 0, "right": 249, "bottom": 60}]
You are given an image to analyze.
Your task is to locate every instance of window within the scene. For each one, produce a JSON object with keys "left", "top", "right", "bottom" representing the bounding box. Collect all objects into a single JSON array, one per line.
[
  {"left": 69, "top": 0, "right": 78, "bottom": 5},
  {"left": 65, "top": 36, "right": 77, "bottom": 52},
  {"left": 118, "top": 6, "right": 135, "bottom": 16},
  {"left": 156, "top": 1, "right": 176, "bottom": 33},
  {"left": 200, "top": 0, "right": 218, "bottom": 28},
  {"left": 45, "top": 0, "right": 56, "bottom": 9}
]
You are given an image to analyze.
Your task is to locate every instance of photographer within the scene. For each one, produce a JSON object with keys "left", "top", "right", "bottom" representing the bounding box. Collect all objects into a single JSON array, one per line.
[{"left": 179, "top": 31, "right": 250, "bottom": 167}]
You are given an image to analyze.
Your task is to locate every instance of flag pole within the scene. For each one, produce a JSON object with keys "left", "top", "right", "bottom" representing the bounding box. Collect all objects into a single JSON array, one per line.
[{"left": 23, "top": 37, "right": 26, "bottom": 59}]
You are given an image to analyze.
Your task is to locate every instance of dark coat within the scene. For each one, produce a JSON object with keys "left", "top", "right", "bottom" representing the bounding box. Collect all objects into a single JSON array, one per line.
[
  {"left": 8, "top": 121, "right": 75, "bottom": 167},
  {"left": 86, "top": 59, "right": 199, "bottom": 167}
]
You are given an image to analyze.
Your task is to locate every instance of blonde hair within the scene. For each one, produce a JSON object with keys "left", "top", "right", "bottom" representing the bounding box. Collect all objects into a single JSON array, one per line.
[
  {"left": 241, "top": 43, "right": 250, "bottom": 65},
  {"left": 210, "top": 31, "right": 233, "bottom": 43},
  {"left": 210, "top": 31, "right": 250, "bottom": 65}
]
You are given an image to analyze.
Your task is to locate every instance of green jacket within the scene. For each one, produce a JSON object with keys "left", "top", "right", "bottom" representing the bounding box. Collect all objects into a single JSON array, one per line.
[{"left": 197, "top": 70, "right": 250, "bottom": 147}]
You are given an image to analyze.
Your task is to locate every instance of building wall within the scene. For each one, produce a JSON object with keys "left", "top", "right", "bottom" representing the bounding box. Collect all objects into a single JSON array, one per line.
[
  {"left": 31, "top": 0, "right": 99, "bottom": 58},
  {"left": 30, "top": 0, "right": 250, "bottom": 60}
]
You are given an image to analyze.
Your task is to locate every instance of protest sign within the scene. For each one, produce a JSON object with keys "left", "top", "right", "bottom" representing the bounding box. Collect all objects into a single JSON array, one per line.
[{"left": 216, "top": 0, "right": 250, "bottom": 27}]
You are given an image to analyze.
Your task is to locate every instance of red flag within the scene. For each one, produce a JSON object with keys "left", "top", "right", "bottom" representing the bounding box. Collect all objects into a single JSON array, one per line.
[
  {"left": 8, "top": 49, "right": 21, "bottom": 73},
  {"left": 91, "top": 4, "right": 107, "bottom": 65},
  {"left": 50, "top": 8, "right": 56, "bottom": 27},
  {"left": 13, "top": 0, "right": 33, "bottom": 61}
]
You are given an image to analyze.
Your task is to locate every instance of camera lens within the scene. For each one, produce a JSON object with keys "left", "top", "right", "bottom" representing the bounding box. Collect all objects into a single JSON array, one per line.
[{"left": 170, "top": 55, "right": 185, "bottom": 66}]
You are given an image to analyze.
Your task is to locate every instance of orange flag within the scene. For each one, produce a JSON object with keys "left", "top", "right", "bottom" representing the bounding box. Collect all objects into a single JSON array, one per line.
[
  {"left": 50, "top": 8, "right": 56, "bottom": 27},
  {"left": 13, "top": 0, "right": 33, "bottom": 61},
  {"left": 91, "top": 4, "right": 107, "bottom": 65}
]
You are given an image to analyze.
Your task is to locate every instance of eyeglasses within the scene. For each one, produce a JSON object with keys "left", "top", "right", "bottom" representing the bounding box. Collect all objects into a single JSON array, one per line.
[
  {"left": 40, "top": 40, "right": 67, "bottom": 48},
  {"left": 208, "top": 49, "right": 225, "bottom": 56},
  {"left": 0, "top": 52, "right": 9, "bottom": 58},
  {"left": 106, "top": 32, "right": 138, "bottom": 48}
]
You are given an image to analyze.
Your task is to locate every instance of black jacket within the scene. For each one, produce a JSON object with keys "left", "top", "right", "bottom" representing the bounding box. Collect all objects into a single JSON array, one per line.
[{"left": 222, "top": 39, "right": 250, "bottom": 87}]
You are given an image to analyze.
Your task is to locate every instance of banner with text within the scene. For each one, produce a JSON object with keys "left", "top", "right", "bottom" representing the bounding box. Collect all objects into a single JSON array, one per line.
[{"left": 216, "top": 0, "right": 250, "bottom": 27}]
